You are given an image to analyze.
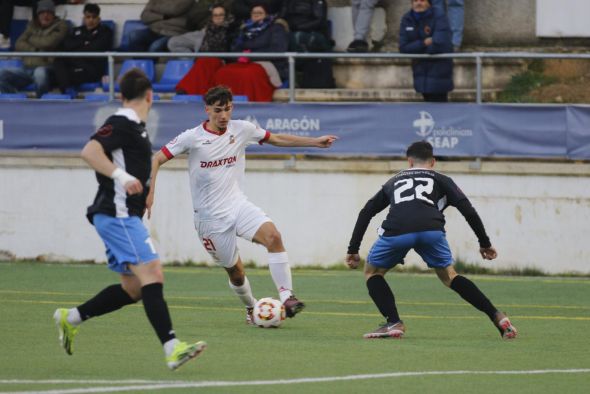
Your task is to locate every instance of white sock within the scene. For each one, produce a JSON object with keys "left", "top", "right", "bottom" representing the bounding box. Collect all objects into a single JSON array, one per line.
[
  {"left": 268, "top": 252, "right": 293, "bottom": 303},
  {"left": 163, "top": 338, "right": 179, "bottom": 357},
  {"left": 67, "top": 308, "right": 82, "bottom": 326},
  {"left": 228, "top": 276, "right": 257, "bottom": 308}
]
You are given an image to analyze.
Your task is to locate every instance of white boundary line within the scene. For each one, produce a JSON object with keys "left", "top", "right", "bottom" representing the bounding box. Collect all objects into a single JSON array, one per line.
[{"left": 2, "top": 369, "right": 590, "bottom": 394}]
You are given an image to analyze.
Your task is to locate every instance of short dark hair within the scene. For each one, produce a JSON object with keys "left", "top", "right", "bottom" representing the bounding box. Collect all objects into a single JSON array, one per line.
[
  {"left": 204, "top": 85, "right": 233, "bottom": 106},
  {"left": 83, "top": 3, "right": 100, "bottom": 16},
  {"left": 406, "top": 140, "right": 434, "bottom": 161},
  {"left": 119, "top": 68, "right": 152, "bottom": 101}
]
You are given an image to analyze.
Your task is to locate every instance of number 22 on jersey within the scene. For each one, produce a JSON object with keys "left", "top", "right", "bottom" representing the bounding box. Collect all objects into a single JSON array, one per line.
[{"left": 393, "top": 177, "right": 434, "bottom": 205}]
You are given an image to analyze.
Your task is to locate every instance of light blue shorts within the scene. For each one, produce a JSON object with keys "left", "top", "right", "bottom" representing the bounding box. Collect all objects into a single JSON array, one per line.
[
  {"left": 93, "top": 214, "right": 159, "bottom": 274},
  {"left": 367, "top": 230, "right": 453, "bottom": 269}
]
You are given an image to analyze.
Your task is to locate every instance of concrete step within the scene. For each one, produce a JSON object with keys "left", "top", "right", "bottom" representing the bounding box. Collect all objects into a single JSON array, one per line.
[
  {"left": 272, "top": 88, "right": 501, "bottom": 103},
  {"left": 331, "top": 57, "right": 526, "bottom": 90}
]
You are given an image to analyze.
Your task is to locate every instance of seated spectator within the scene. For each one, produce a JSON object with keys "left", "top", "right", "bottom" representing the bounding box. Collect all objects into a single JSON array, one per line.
[
  {"left": 232, "top": 0, "right": 284, "bottom": 25},
  {"left": 399, "top": 0, "right": 453, "bottom": 102},
  {"left": 280, "top": 0, "right": 331, "bottom": 52},
  {"left": 347, "top": 0, "right": 378, "bottom": 52},
  {"left": 168, "top": 4, "right": 234, "bottom": 53},
  {"left": 128, "top": 0, "right": 196, "bottom": 52},
  {"left": 184, "top": 0, "right": 235, "bottom": 35},
  {"left": 230, "top": 3, "right": 289, "bottom": 82},
  {"left": 176, "top": 3, "right": 288, "bottom": 101},
  {"left": 53, "top": 3, "right": 112, "bottom": 94},
  {"left": 0, "top": 0, "right": 82, "bottom": 49},
  {"left": 0, "top": 0, "right": 68, "bottom": 97}
]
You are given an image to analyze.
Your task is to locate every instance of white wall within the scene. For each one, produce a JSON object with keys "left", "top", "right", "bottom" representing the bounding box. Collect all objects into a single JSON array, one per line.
[
  {"left": 536, "top": 0, "right": 590, "bottom": 37},
  {"left": 1, "top": 159, "right": 589, "bottom": 274}
]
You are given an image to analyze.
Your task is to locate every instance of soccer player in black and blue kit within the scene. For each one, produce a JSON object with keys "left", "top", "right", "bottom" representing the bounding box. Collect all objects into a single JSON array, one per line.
[
  {"left": 346, "top": 141, "right": 517, "bottom": 340},
  {"left": 52, "top": 69, "right": 206, "bottom": 369}
]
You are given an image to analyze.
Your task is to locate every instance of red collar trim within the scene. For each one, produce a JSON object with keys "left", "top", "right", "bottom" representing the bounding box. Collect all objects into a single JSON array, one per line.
[{"left": 203, "top": 121, "right": 226, "bottom": 136}]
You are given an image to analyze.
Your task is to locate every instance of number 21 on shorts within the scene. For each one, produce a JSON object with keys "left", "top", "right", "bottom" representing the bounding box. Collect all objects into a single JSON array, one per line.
[{"left": 202, "top": 238, "right": 216, "bottom": 251}]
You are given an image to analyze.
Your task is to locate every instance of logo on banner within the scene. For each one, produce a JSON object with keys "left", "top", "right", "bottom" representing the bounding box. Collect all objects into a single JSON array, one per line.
[
  {"left": 412, "top": 111, "right": 473, "bottom": 149},
  {"left": 245, "top": 115, "right": 319, "bottom": 136}
]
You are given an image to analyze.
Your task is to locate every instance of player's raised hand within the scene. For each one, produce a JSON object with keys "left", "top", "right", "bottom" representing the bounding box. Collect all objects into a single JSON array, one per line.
[
  {"left": 346, "top": 253, "right": 361, "bottom": 269},
  {"left": 480, "top": 246, "right": 497, "bottom": 260},
  {"left": 316, "top": 135, "right": 338, "bottom": 148}
]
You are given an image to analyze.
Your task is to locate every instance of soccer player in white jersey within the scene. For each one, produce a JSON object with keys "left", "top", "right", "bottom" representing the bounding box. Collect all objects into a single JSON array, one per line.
[{"left": 147, "top": 86, "right": 338, "bottom": 323}]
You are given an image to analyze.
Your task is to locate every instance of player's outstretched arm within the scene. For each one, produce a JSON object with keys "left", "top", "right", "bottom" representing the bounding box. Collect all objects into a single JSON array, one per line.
[
  {"left": 146, "top": 150, "right": 170, "bottom": 219},
  {"left": 81, "top": 140, "right": 142, "bottom": 195},
  {"left": 267, "top": 133, "right": 338, "bottom": 148},
  {"left": 480, "top": 246, "right": 497, "bottom": 260}
]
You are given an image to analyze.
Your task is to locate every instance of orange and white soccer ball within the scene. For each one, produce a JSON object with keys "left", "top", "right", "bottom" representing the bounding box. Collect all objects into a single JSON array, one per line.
[{"left": 253, "top": 297, "right": 286, "bottom": 328}]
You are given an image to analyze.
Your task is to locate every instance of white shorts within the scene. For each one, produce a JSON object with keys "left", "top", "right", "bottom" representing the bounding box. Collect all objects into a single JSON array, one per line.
[{"left": 194, "top": 200, "right": 271, "bottom": 268}]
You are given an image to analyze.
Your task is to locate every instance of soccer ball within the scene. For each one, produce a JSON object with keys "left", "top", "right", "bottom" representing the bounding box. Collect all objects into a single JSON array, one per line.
[{"left": 253, "top": 297, "right": 285, "bottom": 328}]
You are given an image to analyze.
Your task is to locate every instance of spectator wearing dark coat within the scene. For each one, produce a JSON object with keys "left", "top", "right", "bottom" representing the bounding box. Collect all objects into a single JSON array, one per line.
[
  {"left": 399, "top": 0, "right": 453, "bottom": 102},
  {"left": 231, "top": 0, "right": 284, "bottom": 25},
  {"left": 279, "top": 0, "right": 331, "bottom": 52},
  {"left": 231, "top": 3, "right": 289, "bottom": 80},
  {"left": 0, "top": 0, "right": 68, "bottom": 96},
  {"left": 53, "top": 3, "right": 112, "bottom": 93}
]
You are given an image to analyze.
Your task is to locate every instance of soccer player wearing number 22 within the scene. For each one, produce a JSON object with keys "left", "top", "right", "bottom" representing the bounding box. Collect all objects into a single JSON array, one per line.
[
  {"left": 147, "top": 86, "right": 338, "bottom": 323},
  {"left": 346, "top": 141, "right": 517, "bottom": 340}
]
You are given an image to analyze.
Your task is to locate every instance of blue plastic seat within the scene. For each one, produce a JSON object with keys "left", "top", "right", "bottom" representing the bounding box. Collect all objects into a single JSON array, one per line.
[
  {"left": 172, "top": 94, "right": 203, "bottom": 103},
  {"left": 152, "top": 60, "right": 193, "bottom": 92},
  {"left": 233, "top": 95, "right": 249, "bottom": 102},
  {"left": 0, "top": 59, "right": 24, "bottom": 69},
  {"left": 85, "top": 93, "right": 110, "bottom": 102},
  {"left": 102, "top": 59, "right": 155, "bottom": 92},
  {"left": 118, "top": 20, "right": 149, "bottom": 51},
  {"left": 77, "top": 82, "right": 101, "bottom": 92},
  {"left": 40, "top": 93, "right": 73, "bottom": 100},
  {"left": 152, "top": 93, "right": 160, "bottom": 101},
  {"left": 0, "top": 93, "right": 28, "bottom": 100}
]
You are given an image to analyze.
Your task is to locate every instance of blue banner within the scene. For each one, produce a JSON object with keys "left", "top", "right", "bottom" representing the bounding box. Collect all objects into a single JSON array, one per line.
[{"left": 0, "top": 101, "right": 588, "bottom": 159}]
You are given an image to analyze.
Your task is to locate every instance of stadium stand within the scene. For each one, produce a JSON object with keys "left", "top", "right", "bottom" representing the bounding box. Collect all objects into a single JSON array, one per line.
[
  {"left": 102, "top": 58, "right": 155, "bottom": 92},
  {"left": 0, "top": 92, "right": 28, "bottom": 100},
  {"left": 172, "top": 94, "right": 203, "bottom": 102},
  {"left": 117, "top": 19, "right": 149, "bottom": 51},
  {"left": 40, "top": 93, "right": 73, "bottom": 100},
  {"left": 152, "top": 60, "right": 193, "bottom": 93},
  {"left": 84, "top": 93, "right": 109, "bottom": 102}
]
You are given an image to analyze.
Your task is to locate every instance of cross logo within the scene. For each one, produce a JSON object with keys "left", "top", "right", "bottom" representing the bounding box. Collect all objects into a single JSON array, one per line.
[{"left": 413, "top": 111, "right": 435, "bottom": 138}]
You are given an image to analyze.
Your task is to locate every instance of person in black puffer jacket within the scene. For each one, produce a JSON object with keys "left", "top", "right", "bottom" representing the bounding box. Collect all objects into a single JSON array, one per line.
[{"left": 399, "top": 0, "right": 453, "bottom": 102}]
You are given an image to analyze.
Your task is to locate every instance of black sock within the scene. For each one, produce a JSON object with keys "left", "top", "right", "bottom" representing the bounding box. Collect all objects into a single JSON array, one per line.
[
  {"left": 77, "top": 284, "right": 136, "bottom": 321},
  {"left": 141, "top": 283, "right": 176, "bottom": 344},
  {"left": 450, "top": 275, "right": 498, "bottom": 320},
  {"left": 366, "top": 275, "right": 401, "bottom": 323}
]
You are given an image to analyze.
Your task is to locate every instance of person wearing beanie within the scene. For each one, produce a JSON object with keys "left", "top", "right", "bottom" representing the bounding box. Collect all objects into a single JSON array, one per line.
[{"left": 0, "top": 0, "right": 68, "bottom": 97}]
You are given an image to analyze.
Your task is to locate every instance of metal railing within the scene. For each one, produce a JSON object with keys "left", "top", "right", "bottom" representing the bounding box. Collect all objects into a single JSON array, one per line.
[{"left": 3, "top": 51, "right": 590, "bottom": 103}]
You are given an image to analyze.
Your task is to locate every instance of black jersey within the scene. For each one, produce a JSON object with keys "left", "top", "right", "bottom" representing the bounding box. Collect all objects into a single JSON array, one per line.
[
  {"left": 348, "top": 168, "right": 491, "bottom": 254},
  {"left": 86, "top": 109, "right": 152, "bottom": 222}
]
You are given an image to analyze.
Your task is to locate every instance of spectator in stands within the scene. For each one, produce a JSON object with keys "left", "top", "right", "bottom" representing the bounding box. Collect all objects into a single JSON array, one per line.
[
  {"left": 232, "top": 0, "right": 284, "bottom": 25},
  {"left": 168, "top": 3, "right": 234, "bottom": 53},
  {"left": 346, "top": 0, "right": 378, "bottom": 53},
  {"left": 0, "top": 0, "right": 68, "bottom": 97},
  {"left": 399, "top": 0, "right": 453, "bottom": 102},
  {"left": 53, "top": 3, "right": 112, "bottom": 94},
  {"left": 128, "top": 0, "right": 196, "bottom": 52},
  {"left": 431, "top": 0, "right": 463, "bottom": 50},
  {"left": 280, "top": 0, "right": 331, "bottom": 52},
  {"left": 0, "top": 0, "right": 82, "bottom": 49},
  {"left": 230, "top": 3, "right": 289, "bottom": 83},
  {"left": 175, "top": 3, "right": 288, "bottom": 101},
  {"left": 184, "top": 0, "right": 235, "bottom": 36}
]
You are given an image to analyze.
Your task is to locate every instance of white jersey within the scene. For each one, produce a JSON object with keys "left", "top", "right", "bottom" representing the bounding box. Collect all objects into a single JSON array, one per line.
[{"left": 162, "top": 120, "right": 270, "bottom": 222}]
